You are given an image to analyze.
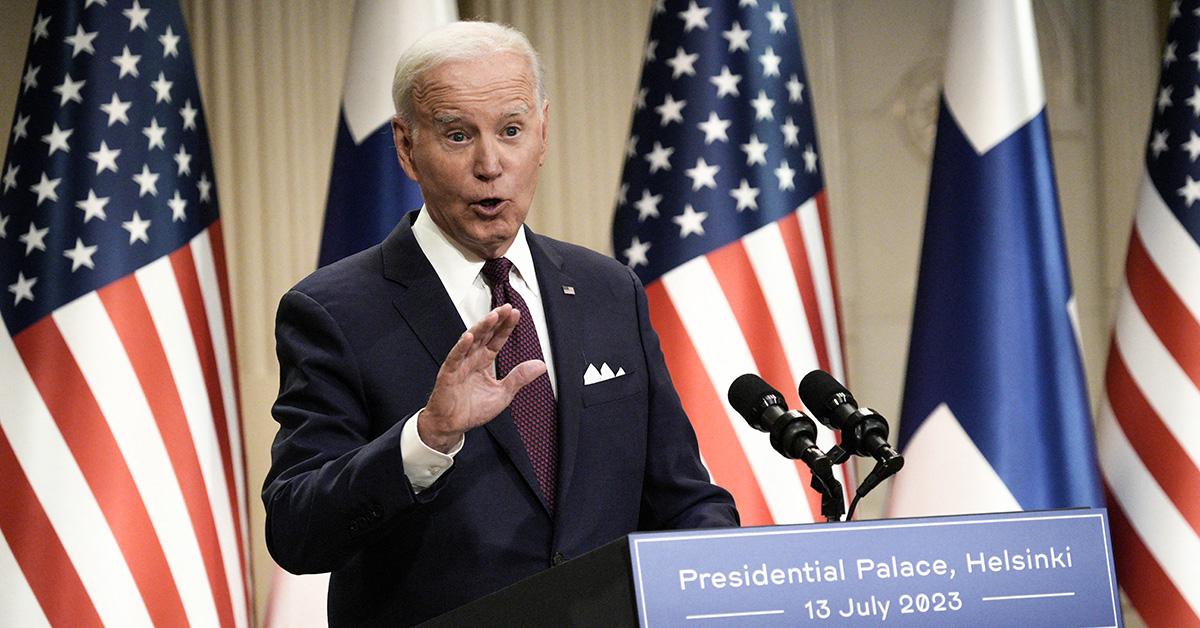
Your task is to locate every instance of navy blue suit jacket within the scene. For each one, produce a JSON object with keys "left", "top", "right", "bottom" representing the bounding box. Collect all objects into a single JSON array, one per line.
[{"left": 263, "top": 212, "right": 738, "bottom": 625}]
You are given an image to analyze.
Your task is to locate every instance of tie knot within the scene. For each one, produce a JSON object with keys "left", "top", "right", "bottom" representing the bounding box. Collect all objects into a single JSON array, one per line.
[{"left": 482, "top": 257, "right": 514, "bottom": 286}]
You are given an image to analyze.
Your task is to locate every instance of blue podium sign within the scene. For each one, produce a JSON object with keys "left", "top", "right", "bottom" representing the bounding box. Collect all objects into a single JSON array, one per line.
[{"left": 628, "top": 509, "right": 1120, "bottom": 627}]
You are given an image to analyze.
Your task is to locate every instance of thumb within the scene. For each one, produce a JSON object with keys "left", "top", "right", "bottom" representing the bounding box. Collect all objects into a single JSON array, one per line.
[{"left": 501, "top": 359, "right": 548, "bottom": 394}]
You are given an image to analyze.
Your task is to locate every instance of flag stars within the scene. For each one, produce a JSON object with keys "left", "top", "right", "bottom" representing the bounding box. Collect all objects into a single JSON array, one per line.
[
  {"left": 21, "top": 64, "right": 39, "bottom": 93},
  {"left": 1164, "top": 41, "right": 1178, "bottom": 67},
  {"left": 722, "top": 21, "right": 750, "bottom": 52},
  {"left": 65, "top": 24, "right": 99, "bottom": 57},
  {"left": 123, "top": 211, "right": 152, "bottom": 244},
  {"left": 85, "top": 0, "right": 108, "bottom": 7},
  {"left": 88, "top": 140, "right": 121, "bottom": 174},
  {"left": 655, "top": 94, "right": 686, "bottom": 126},
  {"left": 143, "top": 117, "right": 167, "bottom": 150},
  {"left": 76, "top": 189, "right": 110, "bottom": 222},
  {"left": 617, "top": 182, "right": 629, "bottom": 206},
  {"left": 53, "top": 74, "right": 86, "bottom": 106},
  {"left": 151, "top": 72, "right": 173, "bottom": 103},
  {"left": 758, "top": 47, "right": 782, "bottom": 77},
  {"left": 1178, "top": 175, "right": 1200, "bottom": 207},
  {"left": 1187, "top": 85, "right": 1200, "bottom": 117},
  {"left": 786, "top": 74, "right": 804, "bottom": 103},
  {"left": 697, "top": 111, "right": 731, "bottom": 144},
  {"left": 645, "top": 141, "right": 675, "bottom": 173},
  {"left": 174, "top": 146, "right": 192, "bottom": 175},
  {"left": 159, "top": 25, "right": 181, "bottom": 57},
  {"left": 43, "top": 118, "right": 77, "bottom": 151},
  {"left": 168, "top": 190, "right": 188, "bottom": 222},
  {"left": 12, "top": 113, "right": 30, "bottom": 143},
  {"left": 19, "top": 221, "right": 49, "bottom": 255},
  {"left": 124, "top": 0, "right": 151, "bottom": 31},
  {"left": 623, "top": 237, "right": 651, "bottom": 269},
  {"left": 101, "top": 93, "right": 132, "bottom": 126},
  {"left": 774, "top": 160, "right": 796, "bottom": 190},
  {"left": 1158, "top": 85, "right": 1173, "bottom": 112},
  {"left": 198, "top": 173, "right": 212, "bottom": 202},
  {"left": 729, "top": 179, "right": 760, "bottom": 211},
  {"left": 30, "top": 173, "right": 61, "bottom": 205},
  {"left": 634, "top": 89, "right": 648, "bottom": 111},
  {"left": 766, "top": 4, "right": 789, "bottom": 33},
  {"left": 666, "top": 47, "right": 699, "bottom": 79},
  {"left": 634, "top": 189, "right": 662, "bottom": 221},
  {"left": 781, "top": 116, "right": 800, "bottom": 146},
  {"left": 32, "top": 14, "right": 50, "bottom": 42},
  {"left": 625, "top": 135, "right": 639, "bottom": 158},
  {"left": 803, "top": 144, "right": 819, "bottom": 173},
  {"left": 63, "top": 238, "right": 98, "bottom": 272},
  {"left": 1150, "top": 129, "right": 1169, "bottom": 158},
  {"left": 645, "top": 40, "right": 658, "bottom": 63},
  {"left": 133, "top": 164, "right": 160, "bottom": 197},
  {"left": 710, "top": 66, "right": 742, "bottom": 98},
  {"left": 2, "top": 164, "right": 17, "bottom": 193},
  {"left": 180, "top": 99, "right": 199, "bottom": 130},
  {"left": 1183, "top": 130, "right": 1200, "bottom": 161},
  {"left": 684, "top": 157, "right": 720, "bottom": 191},
  {"left": 1190, "top": 42, "right": 1200, "bottom": 71},
  {"left": 0, "top": 213, "right": 8, "bottom": 238},
  {"left": 678, "top": 1, "right": 712, "bottom": 32},
  {"left": 112, "top": 46, "right": 142, "bottom": 78},
  {"left": 8, "top": 272, "right": 36, "bottom": 305},
  {"left": 673, "top": 204, "right": 708, "bottom": 237},
  {"left": 750, "top": 90, "right": 775, "bottom": 120},
  {"left": 741, "top": 134, "right": 768, "bottom": 166}
]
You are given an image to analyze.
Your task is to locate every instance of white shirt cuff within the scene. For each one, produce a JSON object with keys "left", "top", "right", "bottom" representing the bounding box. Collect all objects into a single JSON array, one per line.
[{"left": 400, "top": 410, "right": 463, "bottom": 492}]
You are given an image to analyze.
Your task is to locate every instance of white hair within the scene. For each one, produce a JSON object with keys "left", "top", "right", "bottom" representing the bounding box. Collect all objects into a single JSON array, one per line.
[{"left": 391, "top": 21, "right": 546, "bottom": 126}]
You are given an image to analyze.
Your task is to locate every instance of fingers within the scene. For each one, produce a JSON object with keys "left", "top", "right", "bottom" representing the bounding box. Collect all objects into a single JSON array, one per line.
[
  {"left": 501, "top": 359, "right": 548, "bottom": 394},
  {"left": 486, "top": 306, "right": 521, "bottom": 353}
]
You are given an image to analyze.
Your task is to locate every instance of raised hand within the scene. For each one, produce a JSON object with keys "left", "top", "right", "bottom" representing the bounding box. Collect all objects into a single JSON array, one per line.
[{"left": 417, "top": 304, "right": 547, "bottom": 453}]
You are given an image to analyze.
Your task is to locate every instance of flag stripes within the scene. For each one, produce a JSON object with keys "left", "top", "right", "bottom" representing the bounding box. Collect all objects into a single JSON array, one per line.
[
  {"left": 647, "top": 210, "right": 845, "bottom": 525},
  {"left": 0, "top": 226, "right": 249, "bottom": 627},
  {"left": 645, "top": 281, "right": 774, "bottom": 526},
  {"left": 0, "top": 527, "right": 52, "bottom": 628},
  {"left": 1104, "top": 489, "right": 1197, "bottom": 627}
]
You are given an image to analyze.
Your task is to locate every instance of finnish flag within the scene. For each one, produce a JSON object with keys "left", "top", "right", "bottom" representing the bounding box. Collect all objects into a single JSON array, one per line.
[{"left": 886, "top": 0, "right": 1103, "bottom": 518}]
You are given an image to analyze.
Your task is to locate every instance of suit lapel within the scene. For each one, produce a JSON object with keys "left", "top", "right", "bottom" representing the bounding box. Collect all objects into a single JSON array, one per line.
[
  {"left": 527, "top": 232, "right": 584, "bottom": 520},
  {"left": 383, "top": 213, "right": 547, "bottom": 512}
]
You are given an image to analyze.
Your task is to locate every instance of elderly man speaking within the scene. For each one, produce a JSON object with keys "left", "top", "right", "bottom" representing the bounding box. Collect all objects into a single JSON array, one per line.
[{"left": 263, "top": 21, "right": 738, "bottom": 626}]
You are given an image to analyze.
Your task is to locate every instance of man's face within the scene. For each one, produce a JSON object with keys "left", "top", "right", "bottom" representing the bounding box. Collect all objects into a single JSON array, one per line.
[{"left": 393, "top": 52, "right": 549, "bottom": 260}]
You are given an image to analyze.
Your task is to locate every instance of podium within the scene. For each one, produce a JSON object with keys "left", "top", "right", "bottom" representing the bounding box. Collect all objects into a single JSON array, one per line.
[{"left": 423, "top": 508, "right": 1121, "bottom": 627}]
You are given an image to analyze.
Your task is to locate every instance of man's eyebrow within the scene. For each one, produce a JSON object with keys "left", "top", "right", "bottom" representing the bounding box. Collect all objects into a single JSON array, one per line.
[
  {"left": 432, "top": 112, "right": 461, "bottom": 125},
  {"left": 503, "top": 104, "right": 531, "bottom": 118}
]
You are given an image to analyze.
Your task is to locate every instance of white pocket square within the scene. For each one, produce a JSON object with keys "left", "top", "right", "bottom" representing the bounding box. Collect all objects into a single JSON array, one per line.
[{"left": 583, "top": 362, "right": 626, "bottom": 385}]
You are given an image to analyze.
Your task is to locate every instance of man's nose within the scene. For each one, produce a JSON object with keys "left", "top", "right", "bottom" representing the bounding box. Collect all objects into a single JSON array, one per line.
[{"left": 473, "top": 138, "right": 502, "bottom": 181}]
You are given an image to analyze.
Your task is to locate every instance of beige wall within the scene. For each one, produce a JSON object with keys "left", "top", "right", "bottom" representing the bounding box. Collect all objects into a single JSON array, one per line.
[{"left": 0, "top": 1, "right": 1161, "bottom": 624}]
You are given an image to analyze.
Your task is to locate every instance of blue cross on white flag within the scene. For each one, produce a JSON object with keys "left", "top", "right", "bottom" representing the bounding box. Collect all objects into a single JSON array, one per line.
[{"left": 886, "top": 0, "right": 1103, "bottom": 518}]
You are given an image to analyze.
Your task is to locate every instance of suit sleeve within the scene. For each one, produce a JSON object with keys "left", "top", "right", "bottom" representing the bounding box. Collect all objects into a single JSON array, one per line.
[
  {"left": 262, "top": 289, "right": 451, "bottom": 574},
  {"left": 628, "top": 268, "right": 740, "bottom": 530}
]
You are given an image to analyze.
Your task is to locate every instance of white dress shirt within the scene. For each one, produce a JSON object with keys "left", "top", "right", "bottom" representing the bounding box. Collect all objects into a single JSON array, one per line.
[{"left": 400, "top": 208, "right": 558, "bottom": 490}]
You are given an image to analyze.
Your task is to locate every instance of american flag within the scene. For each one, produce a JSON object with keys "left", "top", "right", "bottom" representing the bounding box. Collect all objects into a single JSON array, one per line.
[
  {"left": 612, "top": 0, "right": 849, "bottom": 526},
  {"left": 0, "top": 1, "right": 251, "bottom": 627},
  {"left": 1097, "top": 0, "right": 1200, "bottom": 623}
]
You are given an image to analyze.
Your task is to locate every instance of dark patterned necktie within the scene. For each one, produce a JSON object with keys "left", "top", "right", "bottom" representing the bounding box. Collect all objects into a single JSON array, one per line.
[{"left": 481, "top": 257, "right": 558, "bottom": 513}]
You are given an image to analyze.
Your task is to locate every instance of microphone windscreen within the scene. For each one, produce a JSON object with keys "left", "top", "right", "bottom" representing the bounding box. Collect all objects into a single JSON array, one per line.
[
  {"left": 798, "top": 369, "right": 853, "bottom": 411},
  {"left": 727, "top": 373, "right": 779, "bottom": 417}
]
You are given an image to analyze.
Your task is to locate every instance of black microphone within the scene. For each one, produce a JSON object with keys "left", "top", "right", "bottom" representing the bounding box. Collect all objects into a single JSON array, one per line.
[
  {"left": 728, "top": 374, "right": 820, "bottom": 460},
  {"left": 728, "top": 373, "right": 845, "bottom": 522},
  {"left": 798, "top": 370, "right": 903, "bottom": 469}
]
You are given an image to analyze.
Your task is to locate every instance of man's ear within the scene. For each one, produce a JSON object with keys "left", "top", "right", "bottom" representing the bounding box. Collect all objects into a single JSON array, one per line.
[
  {"left": 538, "top": 100, "right": 550, "bottom": 167},
  {"left": 392, "top": 115, "right": 419, "bottom": 180}
]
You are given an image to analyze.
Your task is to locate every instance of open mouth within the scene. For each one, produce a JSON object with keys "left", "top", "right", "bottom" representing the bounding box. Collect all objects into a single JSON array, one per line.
[{"left": 478, "top": 198, "right": 502, "bottom": 208}]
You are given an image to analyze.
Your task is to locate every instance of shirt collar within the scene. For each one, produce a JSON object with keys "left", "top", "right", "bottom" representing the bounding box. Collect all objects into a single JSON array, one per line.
[{"left": 411, "top": 207, "right": 540, "bottom": 295}]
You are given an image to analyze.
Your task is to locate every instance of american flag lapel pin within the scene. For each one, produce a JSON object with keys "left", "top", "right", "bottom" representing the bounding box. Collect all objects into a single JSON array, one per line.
[{"left": 562, "top": 285, "right": 575, "bottom": 295}]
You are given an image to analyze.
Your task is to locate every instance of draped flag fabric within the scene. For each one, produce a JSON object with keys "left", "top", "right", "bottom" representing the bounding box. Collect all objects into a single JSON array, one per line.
[
  {"left": 0, "top": 1, "right": 251, "bottom": 627},
  {"left": 613, "top": 0, "right": 849, "bottom": 526},
  {"left": 886, "top": 0, "right": 1102, "bottom": 518},
  {"left": 264, "top": 1, "right": 456, "bottom": 626},
  {"left": 316, "top": 0, "right": 455, "bottom": 268},
  {"left": 1096, "top": 1, "right": 1200, "bottom": 624}
]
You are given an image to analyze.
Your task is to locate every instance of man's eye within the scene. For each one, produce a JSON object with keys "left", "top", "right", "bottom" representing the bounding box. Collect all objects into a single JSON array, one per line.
[
  {"left": 503, "top": 126, "right": 520, "bottom": 137},
  {"left": 449, "top": 132, "right": 467, "bottom": 142}
]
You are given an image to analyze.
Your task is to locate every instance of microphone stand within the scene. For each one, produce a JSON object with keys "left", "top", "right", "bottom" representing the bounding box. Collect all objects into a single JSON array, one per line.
[{"left": 767, "top": 418, "right": 845, "bottom": 522}]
